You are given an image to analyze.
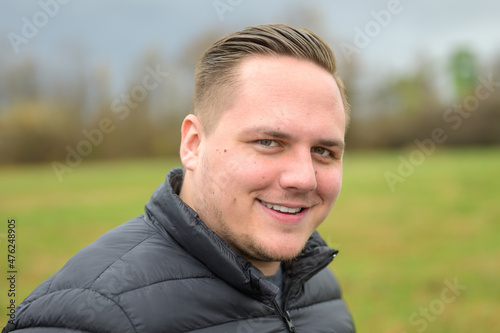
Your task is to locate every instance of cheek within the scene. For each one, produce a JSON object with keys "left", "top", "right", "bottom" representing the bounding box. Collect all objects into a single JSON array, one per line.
[
  {"left": 316, "top": 168, "right": 343, "bottom": 202},
  {"left": 246, "top": 158, "right": 283, "bottom": 189},
  {"left": 205, "top": 152, "right": 268, "bottom": 198},
  {"left": 202, "top": 141, "right": 279, "bottom": 196}
]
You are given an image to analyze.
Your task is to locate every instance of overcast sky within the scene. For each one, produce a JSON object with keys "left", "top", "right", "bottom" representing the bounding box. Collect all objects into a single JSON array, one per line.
[{"left": 1, "top": 0, "right": 499, "bottom": 94}]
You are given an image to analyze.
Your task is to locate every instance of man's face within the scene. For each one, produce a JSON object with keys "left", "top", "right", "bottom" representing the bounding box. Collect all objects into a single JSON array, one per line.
[{"left": 183, "top": 55, "right": 346, "bottom": 267}]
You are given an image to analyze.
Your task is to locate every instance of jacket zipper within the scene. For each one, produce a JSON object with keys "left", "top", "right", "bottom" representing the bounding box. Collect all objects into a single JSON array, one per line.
[{"left": 272, "top": 298, "right": 296, "bottom": 333}]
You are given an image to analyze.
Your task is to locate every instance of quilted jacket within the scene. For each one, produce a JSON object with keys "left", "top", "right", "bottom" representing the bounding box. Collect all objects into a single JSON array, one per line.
[{"left": 3, "top": 168, "right": 354, "bottom": 332}]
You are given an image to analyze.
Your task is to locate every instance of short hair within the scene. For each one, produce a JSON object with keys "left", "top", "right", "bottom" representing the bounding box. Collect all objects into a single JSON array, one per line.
[{"left": 193, "top": 24, "right": 350, "bottom": 134}]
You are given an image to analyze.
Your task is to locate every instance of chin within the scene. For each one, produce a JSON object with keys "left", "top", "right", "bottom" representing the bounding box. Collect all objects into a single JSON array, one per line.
[
  {"left": 261, "top": 240, "right": 307, "bottom": 262},
  {"left": 274, "top": 248, "right": 304, "bottom": 261},
  {"left": 235, "top": 238, "right": 303, "bottom": 263}
]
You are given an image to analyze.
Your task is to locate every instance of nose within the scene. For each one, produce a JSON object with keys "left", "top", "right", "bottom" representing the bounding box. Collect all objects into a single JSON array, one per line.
[{"left": 278, "top": 149, "right": 317, "bottom": 192}]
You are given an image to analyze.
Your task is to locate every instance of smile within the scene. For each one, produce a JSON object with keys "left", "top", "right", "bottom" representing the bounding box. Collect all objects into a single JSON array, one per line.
[{"left": 259, "top": 200, "right": 304, "bottom": 214}]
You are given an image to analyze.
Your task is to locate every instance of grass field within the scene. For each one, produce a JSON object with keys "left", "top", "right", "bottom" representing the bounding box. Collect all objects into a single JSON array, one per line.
[{"left": 1, "top": 147, "right": 499, "bottom": 331}]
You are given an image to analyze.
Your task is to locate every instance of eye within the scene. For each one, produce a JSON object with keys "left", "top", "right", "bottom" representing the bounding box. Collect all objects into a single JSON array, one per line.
[
  {"left": 258, "top": 139, "right": 280, "bottom": 147},
  {"left": 311, "top": 147, "right": 332, "bottom": 157}
]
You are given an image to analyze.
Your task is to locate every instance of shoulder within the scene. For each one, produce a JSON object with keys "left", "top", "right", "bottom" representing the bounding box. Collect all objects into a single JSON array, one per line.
[
  {"left": 50, "top": 215, "right": 211, "bottom": 293},
  {"left": 9, "top": 215, "right": 213, "bottom": 332}
]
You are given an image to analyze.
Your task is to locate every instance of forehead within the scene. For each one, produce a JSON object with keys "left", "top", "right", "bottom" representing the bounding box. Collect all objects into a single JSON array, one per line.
[
  {"left": 213, "top": 55, "right": 345, "bottom": 137},
  {"left": 240, "top": 55, "right": 336, "bottom": 89}
]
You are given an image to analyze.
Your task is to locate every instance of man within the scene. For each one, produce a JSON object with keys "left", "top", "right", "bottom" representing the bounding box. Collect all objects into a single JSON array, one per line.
[{"left": 4, "top": 24, "right": 354, "bottom": 332}]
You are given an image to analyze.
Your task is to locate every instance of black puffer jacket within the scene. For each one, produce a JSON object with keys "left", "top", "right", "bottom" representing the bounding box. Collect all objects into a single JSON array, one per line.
[{"left": 4, "top": 168, "right": 355, "bottom": 332}]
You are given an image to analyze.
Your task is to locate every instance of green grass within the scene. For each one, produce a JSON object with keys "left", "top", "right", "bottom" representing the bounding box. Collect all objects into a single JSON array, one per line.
[{"left": 1, "top": 148, "right": 499, "bottom": 331}]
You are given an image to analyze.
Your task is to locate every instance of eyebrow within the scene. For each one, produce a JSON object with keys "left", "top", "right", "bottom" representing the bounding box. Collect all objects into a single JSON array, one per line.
[{"left": 242, "top": 127, "right": 345, "bottom": 151}]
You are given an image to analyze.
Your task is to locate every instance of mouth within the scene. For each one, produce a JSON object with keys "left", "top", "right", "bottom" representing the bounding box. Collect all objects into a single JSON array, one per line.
[{"left": 259, "top": 200, "right": 304, "bottom": 215}]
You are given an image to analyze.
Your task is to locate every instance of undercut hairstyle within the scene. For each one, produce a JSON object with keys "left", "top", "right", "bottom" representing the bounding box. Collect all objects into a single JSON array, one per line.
[{"left": 193, "top": 23, "right": 350, "bottom": 134}]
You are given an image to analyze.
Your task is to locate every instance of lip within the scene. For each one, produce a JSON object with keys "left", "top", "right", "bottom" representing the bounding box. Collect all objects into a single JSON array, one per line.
[{"left": 258, "top": 199, "right": 309, "bottom": 225}]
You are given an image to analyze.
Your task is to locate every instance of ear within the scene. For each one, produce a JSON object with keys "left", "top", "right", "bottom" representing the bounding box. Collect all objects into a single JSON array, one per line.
[{"left": 180, "top": 114, "right": 203, "bottom": 171}]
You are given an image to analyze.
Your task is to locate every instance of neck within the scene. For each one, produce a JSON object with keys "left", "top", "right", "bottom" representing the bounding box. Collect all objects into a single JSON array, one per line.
[
  {"left": 178, "top": 171, "right": 194, "bottom": 207},
  {"left": 251, "top": 260, "right": 281, "bottom": 276}
]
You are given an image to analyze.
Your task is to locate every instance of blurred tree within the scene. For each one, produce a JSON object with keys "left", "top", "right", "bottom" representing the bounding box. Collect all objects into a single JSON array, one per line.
[
  {"left": 450, "top": 49, "right": 477, "bottom": 99},
  {"left": 1, "top": 20, "right": 499, "bottom": 164},
  {"left": 2, "top": 58, "right": 40, "bottom": 104}
]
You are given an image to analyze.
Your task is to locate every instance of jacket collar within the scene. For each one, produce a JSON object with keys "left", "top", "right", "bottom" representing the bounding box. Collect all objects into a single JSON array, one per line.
[{"left": 145, "top": 167, "right": 337, "bottom": 302}]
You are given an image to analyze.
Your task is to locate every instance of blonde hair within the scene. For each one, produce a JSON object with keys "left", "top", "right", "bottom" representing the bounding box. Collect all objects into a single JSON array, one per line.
[{"left": 193, "top": 24, "right": 349, "bottom": 133}]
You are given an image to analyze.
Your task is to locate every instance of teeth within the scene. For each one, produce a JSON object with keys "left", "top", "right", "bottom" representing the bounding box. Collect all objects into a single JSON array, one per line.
[{"left": 261, "top": 200, "right": 302, "bottom": 214}]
